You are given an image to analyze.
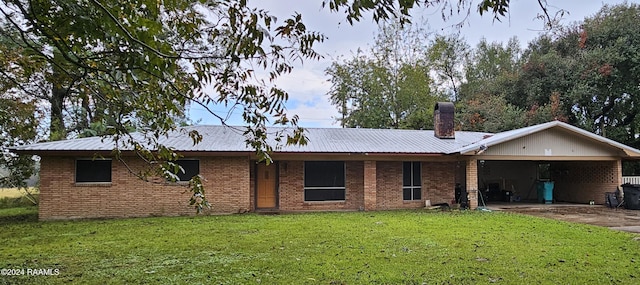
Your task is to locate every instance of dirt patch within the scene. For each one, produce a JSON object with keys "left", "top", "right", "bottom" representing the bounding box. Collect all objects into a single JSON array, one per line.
[{"left": 492, "top": 204, "right": 640, "bottom": 229}]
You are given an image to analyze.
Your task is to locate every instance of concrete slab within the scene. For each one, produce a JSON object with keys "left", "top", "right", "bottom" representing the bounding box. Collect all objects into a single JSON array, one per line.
[
  {"left": 485, "top": 202, "right": 640, "bottom": 234},
  {"left": 609, "top": 226, "right": 640, "bottom": 233}
]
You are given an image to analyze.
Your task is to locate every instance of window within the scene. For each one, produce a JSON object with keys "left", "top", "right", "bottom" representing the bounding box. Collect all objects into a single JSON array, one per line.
[
  {"left": 174, "top": 160, "right": 200, "bottom": 182},
  {"left": 403, "top": 162, "right": 421, "bottom": 200},
  {"left": 538, "top": 163, "right": 551, "bottom": 181},
  {"left": 76, "top": 159, "right": 112, "bottom": 183},
  {"left": 304, "top": 161, "right": 345, "bottom": 201}
]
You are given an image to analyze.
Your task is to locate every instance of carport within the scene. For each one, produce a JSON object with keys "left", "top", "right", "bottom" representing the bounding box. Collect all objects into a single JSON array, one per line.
[
  {"left": 473, "top": 160, "right": 620, "bottom": 205},
  {"left": 455, "top": 121, "right": 640, "bottom": 209}
]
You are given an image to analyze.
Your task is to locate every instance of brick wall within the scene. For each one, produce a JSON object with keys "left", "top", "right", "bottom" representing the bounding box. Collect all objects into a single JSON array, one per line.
[
  {"left": 278, "top": 160, "right": 303, "bottom": 210},
  {"left": 552, "top": 160, "right": 620, "bottom": 204},
  {"left": 376, "top": 161, "right": 402, "bottom": 209},
  {"left": 363, "top": 161, "right": 377, "bottom": 210},
  {"left": 423, "top": 161, "right": 456, "bottom": 205},
  {"left": 38, "top": 156, "right": 250, "bottom": 220},
  {"left": 375, "top": 161, "right": 455, "bottom": 210},
  {"left": 39, "top": 155, "right": 463, "bottom": 219}
]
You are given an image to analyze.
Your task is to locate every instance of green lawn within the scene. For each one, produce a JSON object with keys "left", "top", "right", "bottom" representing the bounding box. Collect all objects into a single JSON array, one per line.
[
  {"left": 0, "top": 208, "right": 638, "bottom": 284},
  {"left": 0, "top": 188, "right": 39, "bottom": 210}
]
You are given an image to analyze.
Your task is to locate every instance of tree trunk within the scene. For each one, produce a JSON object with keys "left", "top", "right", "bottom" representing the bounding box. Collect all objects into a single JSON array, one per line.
[{"left": 49, "top": 82, "right": 66, "bottom": 141}]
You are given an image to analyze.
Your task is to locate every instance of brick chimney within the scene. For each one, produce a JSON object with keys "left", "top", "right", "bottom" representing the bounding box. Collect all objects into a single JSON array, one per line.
[{"left": 434, "top": 102, "right": 455, "bottom": 139}]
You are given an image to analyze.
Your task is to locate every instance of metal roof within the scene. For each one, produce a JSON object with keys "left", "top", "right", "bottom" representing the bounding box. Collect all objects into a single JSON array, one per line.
[
  {"left": 279, "top": 127, "right": 487, "bottom": 153},
  {"left": 12, "top": 125, "right": 490, "bottom": 154},
  {"left": 12, "top": 121, "right": 640, "bottom": 157},
  {"left": 454, "top": 121, "right": 640, "bottom": 157}
]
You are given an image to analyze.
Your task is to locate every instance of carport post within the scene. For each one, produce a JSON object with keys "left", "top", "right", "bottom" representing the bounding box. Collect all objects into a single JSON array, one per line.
[
  {"left": 466, "top": 159, "right": 479, "bottom": 209},
  {"left": 616, "top": 159, "right": 623, "bottom": 191}
]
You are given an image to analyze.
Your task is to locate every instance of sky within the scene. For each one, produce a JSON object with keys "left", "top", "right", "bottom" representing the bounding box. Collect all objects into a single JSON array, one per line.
[{"left": 189, "top": 0, "right": 634, "bottom": 128}]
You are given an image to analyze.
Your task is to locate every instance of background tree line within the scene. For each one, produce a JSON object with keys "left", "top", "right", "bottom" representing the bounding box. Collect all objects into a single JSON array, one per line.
[{"left": 327, "top": 3, "right": 640, "bottom": 152}]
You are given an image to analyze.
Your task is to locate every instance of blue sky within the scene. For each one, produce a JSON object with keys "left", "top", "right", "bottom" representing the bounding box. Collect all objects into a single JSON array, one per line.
[{"left": 189, "top": 0, "right": 633, "bottom": 128}]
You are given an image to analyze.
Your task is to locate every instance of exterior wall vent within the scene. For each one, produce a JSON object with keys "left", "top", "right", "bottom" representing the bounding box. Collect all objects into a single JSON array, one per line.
[{"left": 434, "top": 102, "right": 455, "bottom": 139}]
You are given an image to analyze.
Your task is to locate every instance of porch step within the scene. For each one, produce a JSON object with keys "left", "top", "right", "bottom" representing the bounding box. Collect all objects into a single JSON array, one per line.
[{"left": 255, "top": 210, "right": 280, "bottom": 215}]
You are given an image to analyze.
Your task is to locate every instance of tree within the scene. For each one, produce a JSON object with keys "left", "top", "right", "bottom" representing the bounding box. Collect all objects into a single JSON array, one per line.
[
  {"left": 458, "top": 96, "right": 525, "bottom": 132},
  {"left": 0, "top": 25, "right": 40, "bottom": 202},
  {"left": 1, "top": 0, "right": 326, "bottom": 147},
  {"left": 508, "top": 3, "right": 640, "bottom": 146},
  {"left": 456, "top": 37, "right": 526, "bottom": 130},
  {"left": 326, "top": 52, "right": 394, "bottom": 128},
  {"left": 1, "top": 0, "right": 325, "bottom": 210},
  {"left": 326, "top": 21, "right": 441, "bottom": 129},
  {"left": 0, "top": 98, "right": 39, "bottom": 203},
  {"left": 507, "top": 36, "right": 568, "bottom": 108},
  {"left": 460, "top": 37, "right": 522, "bottom": 100},
  {"left": 565, "top": 4, "right": 640, "bottom": 145},
  {"left": 427, "top": 33, "right": 469, "bottom": 101}
]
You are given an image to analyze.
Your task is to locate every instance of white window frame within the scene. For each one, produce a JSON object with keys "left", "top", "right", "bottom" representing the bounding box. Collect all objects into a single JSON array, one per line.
[{"left": 403, "top": 161, "right": 422, "bottom": 201}]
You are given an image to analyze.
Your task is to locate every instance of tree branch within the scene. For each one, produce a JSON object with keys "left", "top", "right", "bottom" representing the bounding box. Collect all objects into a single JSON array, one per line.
[{"left": 89, "top": 0, "right": 179, "bottom": 60}]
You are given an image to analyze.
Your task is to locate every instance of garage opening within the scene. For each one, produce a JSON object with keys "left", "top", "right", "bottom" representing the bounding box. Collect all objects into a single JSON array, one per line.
[{"left": 476, "top": 160, "right": 620, "bottom": 205}]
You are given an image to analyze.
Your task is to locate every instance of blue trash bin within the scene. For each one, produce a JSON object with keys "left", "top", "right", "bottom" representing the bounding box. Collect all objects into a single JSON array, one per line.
[
  {"left": 537, "top": 182, "right": 542, "bottom": 203},
  {"left": 537, "top": 181, "right": 554, "bottom": 204}
]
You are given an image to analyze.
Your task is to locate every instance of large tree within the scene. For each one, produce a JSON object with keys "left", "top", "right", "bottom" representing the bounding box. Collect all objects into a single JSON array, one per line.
[
  {"left": 456, "top": 38, "right": 526, "bottom": 132},
  {"left": 427, "top": 33, "right": 469, "bottom": 101},
  {"left": 1, "top": 0, "right": 325, "bottom": 150},
  {"left": 1, "top": 0, "right": 324, "bottom": 209},
  {"left": 567, "top": 3, "right": 640, "bottom": 144},
  {"left": 458, "top": 34, "right": 574, "bottom": 132},
  {"left": 460, "top": 37, "right": 522, "bottom": 100},
  {"left": 0, "top": 99, "right": 38, "bottom": 193},
  {"left": 0, "top": 24, "right": 39, "bottom": 200},
  {"left": 326, "top": 21, "right": 441, "bottom": 129},
  {"left": 504, "top": 3, "right": 640, "bottom": 145}
]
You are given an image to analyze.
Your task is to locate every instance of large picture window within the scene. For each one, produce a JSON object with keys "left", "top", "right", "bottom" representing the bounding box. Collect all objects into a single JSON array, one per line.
[
  {"left": 76, "top": 159, "right": 112, "bottom": 183},
  {"left": 304, "top": 161, "right": 345, "bottom": 201},
  {"left": 403, "top": 162, "right": 421, "bottom": 201},
  {"left": 174, "top": 160, "right": 200, "bottom": 182}
]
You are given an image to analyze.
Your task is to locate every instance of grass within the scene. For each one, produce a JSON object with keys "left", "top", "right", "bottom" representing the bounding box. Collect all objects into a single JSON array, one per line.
[
  {"left": 0, "top": 188, "right": 22, "bottom": 199},
  {"left": 0, "top": 210, "right": 638, "bottom": 284},
  {"left": 0, "top": 188, "right": 38, "bottom": 209}
]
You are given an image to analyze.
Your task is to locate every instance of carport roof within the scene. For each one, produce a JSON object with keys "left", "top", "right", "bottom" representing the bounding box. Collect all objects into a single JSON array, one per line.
[{"left": 454, "top": 121, "right": 640, "bottom": 157}]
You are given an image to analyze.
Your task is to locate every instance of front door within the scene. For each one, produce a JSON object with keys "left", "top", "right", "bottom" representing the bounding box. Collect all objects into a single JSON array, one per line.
[{"left": 256, "top": 163, "right": 277, "bottom": 209}]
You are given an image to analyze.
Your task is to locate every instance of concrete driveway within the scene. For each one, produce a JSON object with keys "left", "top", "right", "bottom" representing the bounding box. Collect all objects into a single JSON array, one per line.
[{"left": 486, "top": 203, "right": 640, "bottom": 233}]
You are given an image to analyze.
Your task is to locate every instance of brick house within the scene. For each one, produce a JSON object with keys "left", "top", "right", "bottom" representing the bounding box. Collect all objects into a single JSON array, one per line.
[{"left": 12, "top": 102, "right": 640, "bottom": 220}]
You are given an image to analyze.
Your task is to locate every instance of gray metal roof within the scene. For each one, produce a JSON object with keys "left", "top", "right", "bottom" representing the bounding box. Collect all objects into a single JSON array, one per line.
[
  {"left": 12, "top": 125, "right": 490, "bottom": 154},
  {"left": 280, "top": 127, "right": 488, "bottom": 153},
  {"left": 16, "top": 122, "right": 639, "bottom": 157},
  {"left": 453, "top": 121, "right": 640, "bottom": 157}
]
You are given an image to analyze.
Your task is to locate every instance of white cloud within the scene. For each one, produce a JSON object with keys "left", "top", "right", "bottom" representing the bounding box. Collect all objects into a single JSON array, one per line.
[
  {"left": 274, "top": 64, "right": 330, "bottom": 102},
  {"left": 286, "top": 95, "right": 340, "bottom": 128}
]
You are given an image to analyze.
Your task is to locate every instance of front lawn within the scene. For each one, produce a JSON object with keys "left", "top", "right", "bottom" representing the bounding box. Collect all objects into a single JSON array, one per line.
[{"left": 0, "top": 209, "right": 638, "bottom": 284}]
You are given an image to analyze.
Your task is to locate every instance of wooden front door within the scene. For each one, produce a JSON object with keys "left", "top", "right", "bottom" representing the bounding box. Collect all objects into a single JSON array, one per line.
[{"left": 256, "top": 163, "right": 277, "bottom": 209}]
